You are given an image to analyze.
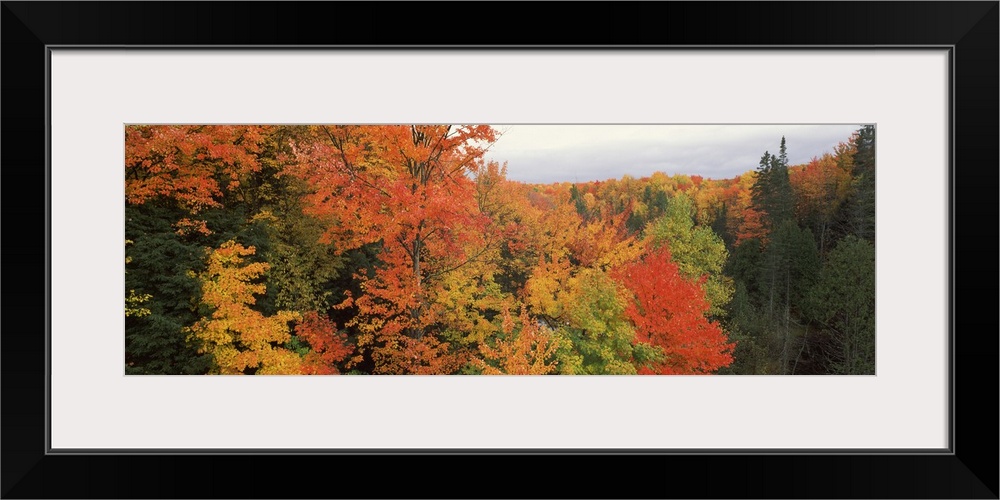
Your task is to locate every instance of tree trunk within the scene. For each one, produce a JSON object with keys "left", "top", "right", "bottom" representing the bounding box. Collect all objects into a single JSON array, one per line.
[
  {"left": 781, "top": 272, "right": 791, "bottom": 374},
  {"left": 819, "top": 221, "right": 827, "bottom": 257},
  {"left": 410, "top": 236, "right": 425, "bottom": 339},
  {"left": 792, "top": 326, "right": 808, "bottom": 375},
  {"left": 768, "top": 270, "right": 775, "bottom": 320}
]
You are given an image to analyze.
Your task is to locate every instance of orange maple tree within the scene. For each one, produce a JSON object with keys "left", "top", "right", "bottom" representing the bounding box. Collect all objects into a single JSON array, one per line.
[
  {"left": 789, "top": 152, "right": 854, "bottom": 255},
  {"left": 125, "top": 125, "right": 271, "bottom": 213},
  {"left": 289, "top": 125, "right": 498, "bottom": 373},
  {"left": 476, "top": 305, "right": 561, "bottom": 375}
]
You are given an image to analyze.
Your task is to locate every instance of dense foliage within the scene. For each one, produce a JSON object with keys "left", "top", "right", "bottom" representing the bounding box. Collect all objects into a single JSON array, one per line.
[{"left": 125, "top": 125, "right": 876, "bottom": 375}]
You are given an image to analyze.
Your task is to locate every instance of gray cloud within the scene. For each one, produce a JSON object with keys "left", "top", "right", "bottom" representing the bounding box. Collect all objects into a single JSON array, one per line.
[{"left": 484, "top": 125, "right": 864, "bottom": 183}]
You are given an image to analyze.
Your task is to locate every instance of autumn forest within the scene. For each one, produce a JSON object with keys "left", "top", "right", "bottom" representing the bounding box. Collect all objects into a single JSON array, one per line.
[{"left": 125, "top": 125, "right": 876, "bottom": 375}]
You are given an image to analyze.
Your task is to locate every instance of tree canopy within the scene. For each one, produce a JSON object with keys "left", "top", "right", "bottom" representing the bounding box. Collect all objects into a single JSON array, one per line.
[{"left": 125, "top": 125, "right": 874, "bottom": 375}]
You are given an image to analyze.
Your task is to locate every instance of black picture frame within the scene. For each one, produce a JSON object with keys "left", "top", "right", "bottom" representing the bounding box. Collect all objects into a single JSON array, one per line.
[{"left": 3, "top": 2, "right": 996, "bottom": 498}]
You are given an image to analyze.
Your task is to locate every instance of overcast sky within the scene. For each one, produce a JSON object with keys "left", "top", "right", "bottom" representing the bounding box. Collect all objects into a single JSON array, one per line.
[{"left": 483, "top": 124, "right": 863, "bottom": 184}]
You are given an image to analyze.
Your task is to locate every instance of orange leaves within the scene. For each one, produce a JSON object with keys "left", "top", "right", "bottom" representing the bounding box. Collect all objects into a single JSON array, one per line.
[
  {"left": 295, "top": 312, "right": 355, "bottom": 375},
  {"left": 788, "top": 153, "right": 853, "bottom": 222},
  {"left": 394, "top": 335, "right": 464, "bottom": 375},
  {"left": 289, "top": 125, "right": 499, "bottom": 280},
  {"left": 189, "top": 242, "right": 358, "bottom": 375},
  {"left": 359, "top": 328, "right": 463, "bottom": 375},
  {"left": 288, "top": 125, "right": 497, "bottom": 252},
  {"left": 476, "top": 306, "right": 560, "bottom": 375},
  {"left": 126, "top": 124, "right": 832, "bottom": 376},
  {"left": 718, "top": 171, "right": 769, "bottom": 245},
  {"left": 173, "top": 218, "right": 213, "bottom": 236},
  {"left": 612, "top": 246, "right": 734, "bottom": 374},
  {"left": 567, "top": 212, "right": 645, "bottom": 270},
  {"left": 735, "top": 206, "right": 768, "bottom": 245},
  {"left": 125, "top": 125, "right": 270, "bottom": 212},
  {"left": 287, "top": 125, "right": 503, "bottom": 374}
]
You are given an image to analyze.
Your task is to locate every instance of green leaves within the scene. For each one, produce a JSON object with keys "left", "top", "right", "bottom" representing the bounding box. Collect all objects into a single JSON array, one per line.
[
  {"left": 645, "top": 194, "right": 733, "bottom": 316},
  {"left": 124, "top": 125, "right": 873, "bottom": 376},
  {"left": 806, "top": 236, "right": 876, "bottom": 374},
  {"left": 553, "top": 269, "right": 639, "bottom": 375}
]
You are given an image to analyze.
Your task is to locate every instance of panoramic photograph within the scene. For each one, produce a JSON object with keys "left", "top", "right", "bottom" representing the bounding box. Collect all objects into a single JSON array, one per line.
[{"left": 125, "top": 124, "right": 875, "bottom": 375}]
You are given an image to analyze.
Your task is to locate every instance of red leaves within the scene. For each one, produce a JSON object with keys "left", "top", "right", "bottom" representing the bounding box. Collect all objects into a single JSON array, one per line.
[
  {"left": 128, "top": 125, "right": 774, "bottom": 376},
  {"left": 613, "top": 246, "right": 734, "bottom": 374},
  {"left": 295, "top": 312, "right": 355, "bottom": 375}
]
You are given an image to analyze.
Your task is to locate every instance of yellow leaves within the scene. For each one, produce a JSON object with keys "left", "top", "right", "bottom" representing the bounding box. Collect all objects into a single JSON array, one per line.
[
  {"left": 524, "top": 255, "right": 572, "bottom": 320},
  {"left": 238, "top": 310, "right": 301, "bottom": 345},
  {"left": 125, "top": 289, "right": 153, "bottom": 317},
  {"left": 356, "top": 332, "right": 375, "bottom": 348},
  {"left": 250, "top": 209, "right": 279, "bottom": 224},
  {"left": 540, "top": 204, "right": 582, "bottom": 260},
  {"left": 562, "top": 267, "right": 629, "bottom": 332},
  {"left": 211, "top": 345, "right": 242, "bottom": 374},
  {"left": 255, "top": 346, "right": 304, "bottom": 375},
  {"left": 348, "top": 315, "right": 385, "bottom": 335},
  {"left": 190, "top": 318, "right": 235, "bottom": 350},
  {"left": 125, "top": 239, "right": 134, "bottom": 265},
  {"left": 187, "top": 240, "right": 303, "bottom": 375},
  {"left": 476, "top": 305, "right": 561, "bottom": 375},
  {"left": 702, "top": 275, "right": 735, "bottom": 318},
  {"left": 432, "top": 261, "right": 506, "bottom": 346},
  {"left": 595, "top": 237, "right": 647, "bottom": 271},
  {"left": 125, "top": 240, "right": 153, "bottom": 318},
  {"left": 199, "top": 241, "right": 269, "bottom": 308}
]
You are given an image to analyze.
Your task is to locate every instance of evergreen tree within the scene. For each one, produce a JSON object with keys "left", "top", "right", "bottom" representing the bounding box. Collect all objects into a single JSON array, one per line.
[
  {"left": 125, "top": 204, "right": 212, "bottom": 374},
  {"left": 762, "top": 221, "right": 820, "bottom": 373},
  {"left": 751, "top": 138, "right": 796, "bottom": 324},
  {"left": 849, "top": 125, "right": 876, "bottom": 243},
  {"left": 569, "top": 183, "right": 588, "bottom": 218},
  {"left": 710, "top": 202, "right": 734, "bottom": 250},
  {"left": 718, "top": 281, "right": 770, "bottom": 374},
  {"left": 806, "top": 235, "right": 875, "bottom": 374},
  {"left": 751, "top": 138, "right": 795, "bottom": 233}
]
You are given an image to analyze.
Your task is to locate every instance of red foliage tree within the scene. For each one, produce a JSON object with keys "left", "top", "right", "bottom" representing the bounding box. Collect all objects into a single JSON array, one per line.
[
  {"left": 294, "top": 312, "right": 356, "bottom": 374},
  {"left": 613, "top": 246, "right": 735, "bottom": 374}
]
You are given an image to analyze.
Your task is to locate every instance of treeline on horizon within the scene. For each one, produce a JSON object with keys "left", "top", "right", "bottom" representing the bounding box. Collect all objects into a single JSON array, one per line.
[{"left": 125, "top": 125, "right": 876, "bottom": 375}]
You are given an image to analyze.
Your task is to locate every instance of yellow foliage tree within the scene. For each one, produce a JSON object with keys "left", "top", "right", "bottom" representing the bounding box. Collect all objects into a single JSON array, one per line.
[
  {"left": 476, "top": 305, "right": 561, "bottom": 375},
  {"left": 187, "top": 240, "right": 303, "bottom": 374}
]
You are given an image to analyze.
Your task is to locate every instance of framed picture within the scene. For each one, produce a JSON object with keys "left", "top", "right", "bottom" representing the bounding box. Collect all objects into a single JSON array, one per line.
[{"left": 3, "top": 2, "right": 996, "bottom": 498}]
